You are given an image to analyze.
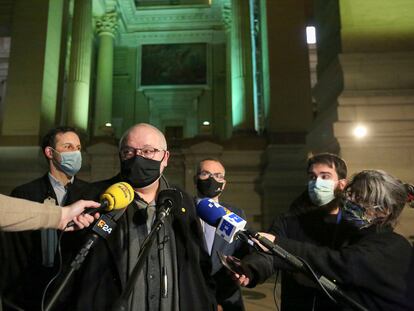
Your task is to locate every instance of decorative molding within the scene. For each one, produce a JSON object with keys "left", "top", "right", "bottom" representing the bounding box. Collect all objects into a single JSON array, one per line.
[
  {"left": 118, "top": 0, "right": 224, "bottom": 33},
  {"left": 96, "top": 11, "right": 118, "bottom": 36},
  {"left": 221, "top": 2, "right": 231, "bottom": 31},
  {"left": 120, "top": 29, "right": 226, "bottom": 45}
]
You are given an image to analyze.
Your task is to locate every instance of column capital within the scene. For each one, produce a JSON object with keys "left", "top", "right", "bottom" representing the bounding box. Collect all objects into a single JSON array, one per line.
[
  {"left": 96, "top": 11, "right": 118, "bottom": 37},
  {"left": 222, "top": 4, "right": 232, "bottom": 31}
]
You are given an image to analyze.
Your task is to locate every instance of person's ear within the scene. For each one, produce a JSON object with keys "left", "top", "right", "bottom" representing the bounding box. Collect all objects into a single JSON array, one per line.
[
  {"left": 161, "top": 150, "right": 170, "bottom": 170},
  {"left": 338, "top": 179, "right": 347, "bottom": 191},
  {"left": 222, "top": 180, "right": 226, "bottom": 191},
  {"left": 44, "top": 147, "right": 54, "bottom": 160}
]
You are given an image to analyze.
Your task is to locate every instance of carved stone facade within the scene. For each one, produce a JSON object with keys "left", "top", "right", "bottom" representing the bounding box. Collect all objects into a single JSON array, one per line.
[{"left": 96, "top": 11, "right": 118, "bottom": 37}]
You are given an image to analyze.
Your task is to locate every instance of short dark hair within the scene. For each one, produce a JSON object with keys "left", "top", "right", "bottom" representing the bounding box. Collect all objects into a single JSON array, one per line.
[
  {"left": 196, "top": 157, "right": 225, "bottom": 175},
  {"left": 41, "top": 126, "right": 79, "bottom": 151},
  {"left": 307, "top": 153, "right": 347, "bottom": 179}
]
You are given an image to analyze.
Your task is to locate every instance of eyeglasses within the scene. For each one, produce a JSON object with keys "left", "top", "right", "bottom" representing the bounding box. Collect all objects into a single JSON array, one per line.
[
  {"left": 120, "top": 146, "right": 165, "bottom": 160},
  {"left": 198, "top": 170, "right": 225, "bottom": 182}
]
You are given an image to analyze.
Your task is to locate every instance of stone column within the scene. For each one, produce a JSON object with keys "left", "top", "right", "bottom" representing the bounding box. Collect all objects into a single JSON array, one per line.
[
  {"left": 1, "top": 0, "right": 64, "bottom": 144},
  {"left": 221, "top": 3, "right": 233, "bottom": 139},
  {"left": 66, "top": 0, "right": 92, "bottom": 133},
  {"left": 260, "top": 0, "right": 312, "bottom": 222},
  {"left": 230, "top": 0, "right": 254, "bottom": 133},
  {"left": 94, "top": 11, "right": 118, "bottom": 137}
]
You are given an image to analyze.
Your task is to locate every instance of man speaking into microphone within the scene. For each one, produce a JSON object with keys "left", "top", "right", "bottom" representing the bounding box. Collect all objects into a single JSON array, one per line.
[{"left": 72, "top": 123, "right": 216, "bottom": 311}]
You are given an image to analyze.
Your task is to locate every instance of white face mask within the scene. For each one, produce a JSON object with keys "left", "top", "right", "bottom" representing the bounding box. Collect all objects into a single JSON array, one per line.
[{"left": 308, "top": 178, "right": 336, "bottom": 206}]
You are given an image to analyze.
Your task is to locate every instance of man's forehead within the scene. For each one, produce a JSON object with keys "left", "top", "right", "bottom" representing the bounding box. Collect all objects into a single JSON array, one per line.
[
  {"left": 308, "top": 163, "right": 336, "bottom": 174},
  {"left": 127, "top": 128, "right": 160, "bottom": 146},
  {"left": 201, "top": 160, "right": 225, "bottom": 172},
  {"left": 55, "top": 132, "right": 80, "bottom": 144}
]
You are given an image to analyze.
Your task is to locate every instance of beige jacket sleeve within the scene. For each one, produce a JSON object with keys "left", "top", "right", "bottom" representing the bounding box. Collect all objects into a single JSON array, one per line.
[{"left": 0, "top": 194, "right": 61, "bottom": 231}]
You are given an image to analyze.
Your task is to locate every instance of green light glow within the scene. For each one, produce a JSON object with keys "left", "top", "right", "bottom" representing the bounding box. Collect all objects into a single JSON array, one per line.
[{"left": 340, "top": 0, "right": 414, "bottom": 51}]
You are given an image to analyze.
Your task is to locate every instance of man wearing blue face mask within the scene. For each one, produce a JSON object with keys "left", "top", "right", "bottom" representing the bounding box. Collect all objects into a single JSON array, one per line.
[
  {"left": 237, "top": 153, "right": 350, "bottom": 311},
  {"left": 235, "top": 170, "right": 414, "bottom": 311},
  {"left": 3, "top": 126, "right": 98, "bottom": 311}
]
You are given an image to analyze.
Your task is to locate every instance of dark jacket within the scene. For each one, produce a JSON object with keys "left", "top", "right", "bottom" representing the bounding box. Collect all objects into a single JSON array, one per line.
[
  {"left": 243, "top": 211, "right": 414, "bottom": 311},
  {"left": 204, "top": 202, "right": 247, "bottom": 311},
  {"left": 71, "top": 174, "right": 217, "bottom": 311},
  {"left": 2, "top": 174, "right": 98, "bottom": 311}
]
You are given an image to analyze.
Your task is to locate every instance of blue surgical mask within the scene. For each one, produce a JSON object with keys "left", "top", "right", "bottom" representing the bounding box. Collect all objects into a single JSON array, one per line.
[
  {"left": 53, "top": 149, "right": 82, "bottom": 176},
  {"left": 308, "top": 178, "right": 336, "bottom": 206}
]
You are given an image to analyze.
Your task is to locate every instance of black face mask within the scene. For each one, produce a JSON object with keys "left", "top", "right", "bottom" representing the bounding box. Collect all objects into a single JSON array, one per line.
[
  {"left": 120, "top": 155, "right": 161, "bottom": 188},
  {"left": 197, "top": 177, "right": 224, "bottom": 198}
]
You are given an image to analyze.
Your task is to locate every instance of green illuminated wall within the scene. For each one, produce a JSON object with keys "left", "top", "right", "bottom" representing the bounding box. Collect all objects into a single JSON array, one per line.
[
  {"left": 2, "top": 0, "right": 54, "bottom": 142},
  {"left": 340, "top": 0, "right": 414, "bottom": 52}
]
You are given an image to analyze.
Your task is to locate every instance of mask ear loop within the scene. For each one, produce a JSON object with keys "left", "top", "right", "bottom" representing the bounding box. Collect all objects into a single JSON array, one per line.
[
  {"left": 47, "top": 147, "right": 62, "bottom": 166},
  {"left": 47, "top": 146, "right": 58, "bottom": 157}
]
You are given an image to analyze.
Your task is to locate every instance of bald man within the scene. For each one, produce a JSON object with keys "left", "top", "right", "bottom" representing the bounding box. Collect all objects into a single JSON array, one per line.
[{"left": 73, "top": 123, "right": 216, "bottom": 311}]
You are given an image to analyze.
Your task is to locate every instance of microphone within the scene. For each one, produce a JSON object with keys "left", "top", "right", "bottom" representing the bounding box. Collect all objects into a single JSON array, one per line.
[
  {"left": 113, "top": 188, "right": 183, "bottom": 310},
  {"left": 67, "top": 182, "right": 134, "bottom": 227},
  {"left": 45, "top": 184, "right": 133, "bottom": 311},
  {"left": 196, "top": 198, "right": 247, "bottom": 243},
  {"left": 156, "top": 188, "right": 183, "bottom": 218}
]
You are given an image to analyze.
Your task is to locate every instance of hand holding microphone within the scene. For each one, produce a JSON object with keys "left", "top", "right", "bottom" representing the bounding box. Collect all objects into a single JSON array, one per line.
[
  {"left": 60, "top": 200, "right": 101, "bottom": 231},
  {"left": 66, "top": 182, "right": 134, "bottom": 228},
  {"left": 44, "top": 183, "right": 134, "bottom": 311}
]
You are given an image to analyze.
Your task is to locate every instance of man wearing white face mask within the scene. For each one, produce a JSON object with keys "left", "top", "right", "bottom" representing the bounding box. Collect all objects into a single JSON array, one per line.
[
  {"left": 3, "top": 126, "right": 98, "bottom": 311},
  {"left": 239, "top": 153, "right": 350, "bottom": 311},
  {"left": 289, "top": 153, "right": 348, "bottom": 216}
]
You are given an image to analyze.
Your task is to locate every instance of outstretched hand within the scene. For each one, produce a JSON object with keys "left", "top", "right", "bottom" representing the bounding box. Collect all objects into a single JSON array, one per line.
[{"left": 59, "top": 200, "right": 100, "bottom": 231}]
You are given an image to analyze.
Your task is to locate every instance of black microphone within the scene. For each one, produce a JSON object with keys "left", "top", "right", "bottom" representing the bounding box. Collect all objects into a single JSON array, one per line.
[
  {"left": 236, "top": 232, "right": 368, "bottom": 311},
  {"left": 156, "top": 189, "right": 182, "bottom": 218},
  {"left": 45, "top": 194, "right": 131, "bottom": 311},
  {"left": 112, "top": 188, "right": 182, "bottom": 311}
]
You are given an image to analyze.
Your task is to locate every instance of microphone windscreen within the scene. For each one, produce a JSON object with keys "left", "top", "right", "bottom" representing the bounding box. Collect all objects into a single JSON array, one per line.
[
  {"left": 100, "top": 182, "right": 134, "bottom": 211},
  {"left": 157, "top": 189, "right": 183, "bottom": 210},
  {"left": 196, "top": 198, "right": 227, "bottom": 227}
]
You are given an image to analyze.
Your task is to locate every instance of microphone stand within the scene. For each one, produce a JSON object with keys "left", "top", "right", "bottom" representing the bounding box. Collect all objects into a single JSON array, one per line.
[
  {"left": 44, "top": 213, "right": 119, "bottom": 311},
  {"left": 112, "top": 201, "right": 173, "bottom": 311},
  {"left": 238, "top": 230, "right": 369, "bottom": 311}
]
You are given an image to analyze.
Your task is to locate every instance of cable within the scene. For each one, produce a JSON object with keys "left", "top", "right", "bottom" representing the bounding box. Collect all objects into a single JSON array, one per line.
[
  {"left": 272, "top": 269, "right": 280, "bottom": 311},
  {"left": 40, "top": 230, "right": 65, "bottom": 311},
  {"left": 296, "top": 256, "right": 337, "bottom": 304}
]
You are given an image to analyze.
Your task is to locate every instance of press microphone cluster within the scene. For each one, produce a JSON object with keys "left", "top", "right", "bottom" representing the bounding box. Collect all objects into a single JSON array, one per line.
[
  {"left": 45, "top": 182, "right": 134, "bottom": 311},
  {"left": 196, "top": 198, "right": 247, "bottom": 243},
  {"left": 67, "top": 182, "right": 134, "bottom": 227}
]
